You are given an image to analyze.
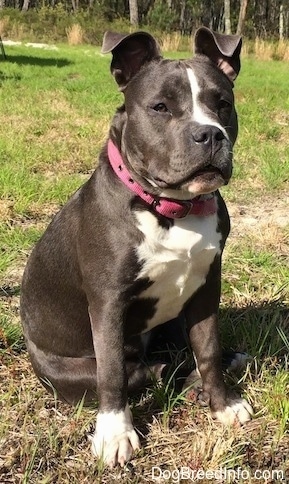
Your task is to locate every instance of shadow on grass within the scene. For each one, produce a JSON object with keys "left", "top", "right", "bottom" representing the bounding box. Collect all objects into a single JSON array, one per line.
[
  {"left": 0, "top": 72, "right": 22, "bottom": 82},
  {"left": 220, "top": 300, "right": 289, "bottom": 358},
  {"left": 4, "top": 54, "right": 73, "bottom": 67}
]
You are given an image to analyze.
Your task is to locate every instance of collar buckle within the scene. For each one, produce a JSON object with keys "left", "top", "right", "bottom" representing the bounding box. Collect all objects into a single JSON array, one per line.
[{"left": 177, "top": 201, "right": 193, "bottom": 219}]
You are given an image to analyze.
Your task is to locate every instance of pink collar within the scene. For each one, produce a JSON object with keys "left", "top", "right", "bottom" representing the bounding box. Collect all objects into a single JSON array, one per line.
[{"left": 107, "top": 139, "right": 217, "bottom": 219}]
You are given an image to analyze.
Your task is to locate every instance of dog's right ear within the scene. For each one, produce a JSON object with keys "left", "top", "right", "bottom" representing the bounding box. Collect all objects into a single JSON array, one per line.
[{"left": 101, "top": 31, "right": 161, "bottom": 90}]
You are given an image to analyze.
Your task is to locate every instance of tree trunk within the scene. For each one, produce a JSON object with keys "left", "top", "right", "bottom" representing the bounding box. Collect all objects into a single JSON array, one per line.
[
  {"left": 224, "top": 0, "right": 231, "bottom": 34},
  {"left": 236, "top": 0, "right": 248, "bottom": 35},
  {"left": 70, "top": 0, "right": 80, "bottom": 12},
  {"left": 201, "top": 0, "right": 213, "bottom": 29},
  {"left": 279, "top": 3, "right": 284, "bottom": 40},
  {"left": 180, "top": 0, "right": 186, "bottom": 33},
  {"left": 22, "top": 0, "right": 30, "bottom": 11},
  {"left": 0, "top": 0, "right": 5, "bottom": 9},
  {"left": 129, "top": 0, "right": 139, "bottom": 26}
]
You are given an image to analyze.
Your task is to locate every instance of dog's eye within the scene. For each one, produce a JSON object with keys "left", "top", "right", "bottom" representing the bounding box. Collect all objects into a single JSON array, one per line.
[
  {"left": 218, "top": 99, "right": 231, "bottom": 110},
  {"left": 153, "top": 103, "right": 169, "bottom": 113}
]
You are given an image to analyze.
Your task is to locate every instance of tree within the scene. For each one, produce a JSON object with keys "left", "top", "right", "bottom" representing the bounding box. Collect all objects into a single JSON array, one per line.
[
  {"left": 129, "top": 0, "right": 139, "bottom": 26},
  {"left": 22, "top": 0, "right": 30, "bottom": 11},
  {"left": 279, "top": 3, "right": 284, "bottom": 39},
  {"left": 179, "top": 0, "right": 186, "bottom": 33},
  {"left": 224, "top": 0, "right": 232, "bottom": 34},
  {"left": 236, "top": 0, "right": 249, "bottom": 35}
]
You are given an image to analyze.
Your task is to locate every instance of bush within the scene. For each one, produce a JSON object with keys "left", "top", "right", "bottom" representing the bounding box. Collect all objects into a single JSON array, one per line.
[
  {"left": 146, "top": 2, "right": 178, "bottom": 32},
  {"left": 0, "top": 6, "right": 131, "bottom": 44}
]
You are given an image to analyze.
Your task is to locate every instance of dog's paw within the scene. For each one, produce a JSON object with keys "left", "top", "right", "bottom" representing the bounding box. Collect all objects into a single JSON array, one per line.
[
  {"left": 213, "top": 398, "right": 253, "bottom": 426},
  {"left": 223, "top": 351, "right": 252, "bottom": 372},
  {"left": 89, "top": 404, "right": 141, "bottom": 467}
]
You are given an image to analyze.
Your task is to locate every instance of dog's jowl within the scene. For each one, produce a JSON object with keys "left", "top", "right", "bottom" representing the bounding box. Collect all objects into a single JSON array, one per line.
[{"left": 20, "top": 27, "right": 253, "bottom": 467}]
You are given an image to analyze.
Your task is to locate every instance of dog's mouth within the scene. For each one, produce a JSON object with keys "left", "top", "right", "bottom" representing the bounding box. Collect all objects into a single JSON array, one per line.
[
  {"left": 152, "top": 166, "right": 227, "bottom": 192},
  {"left": 184, "top": 166, "right": 225, "bottom": 185}
]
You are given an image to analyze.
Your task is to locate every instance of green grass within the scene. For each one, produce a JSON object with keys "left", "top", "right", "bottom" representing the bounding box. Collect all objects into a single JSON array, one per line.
[
  {"left": 225, "top": 58, "right": 289, "bottom": 201},
  {"left": 0, "top": 45, "right": 121, "bottom": 217},
  {"left": 0, "top": 43, "right": 289, "bottom": 483}
]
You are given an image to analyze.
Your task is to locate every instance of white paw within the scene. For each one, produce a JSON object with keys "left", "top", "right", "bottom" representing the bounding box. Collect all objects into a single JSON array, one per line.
[
  {"left": 89, "top": 404, "right": 141, "bottom": 467},
  {"left": 214, "top": 398, "right": 253, "bottom": 425},
  {"left": 227, "top": 352, "right": 252, "bottom": 372}
]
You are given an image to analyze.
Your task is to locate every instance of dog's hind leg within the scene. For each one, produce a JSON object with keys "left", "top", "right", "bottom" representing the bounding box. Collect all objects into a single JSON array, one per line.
[
  {"left": 26, "top": 340, "right": 167, "bottom": 405},
  {"left": 26, "top": 340, "right": 98, "bottom": 405}
]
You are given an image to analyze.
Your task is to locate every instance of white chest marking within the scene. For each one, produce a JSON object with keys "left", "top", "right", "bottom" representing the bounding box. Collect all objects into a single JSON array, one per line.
[
  {"left": 186, "top": 68, "right": 228, "bottom": 139},
  {"left": 135, "top": 210, "right": 221, "bottom": 331}
]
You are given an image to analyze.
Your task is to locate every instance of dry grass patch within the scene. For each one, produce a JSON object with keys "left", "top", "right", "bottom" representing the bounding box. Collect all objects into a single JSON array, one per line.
[
  {"left": 275, "top": 40, "right": 289, "bottom": 61},
  {"left": 250, "top": 38, "right": 289, "bottom": 61},
  {"left": 66, "top": 24, "right": 84, "bottom": 46},
  {"left": 0, "top": 200, "right": 14, "bottom": 222},
  {"left": 160, "top": 32, "right": 183, "bottom": 52},
  {"left": 19, "top": 201, "right": 60, "bottom": 222},
  {"left": 247, "top": 224, "right": 289, "bottom": 255},
  {"left": 0, "top": 17, "right": 9, "bottom": 37},
  {"left": 227, "top": 196, "right": 289, "bottom": 237},
  {"left": 0, "top": 347, "right": 288, "bottom": 483},
  {"left": 42, "top": 96, "right": 77, "bottom": 116},
  {"left": 254, "top": 38, "right": 275, "bottom": 61},
  {"left": 0, "top": 115, "right": 38, "bottom": 138}
]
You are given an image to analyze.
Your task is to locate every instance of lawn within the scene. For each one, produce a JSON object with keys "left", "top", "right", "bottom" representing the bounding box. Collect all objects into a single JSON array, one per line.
[{"left": 0, "top": 42, "right": 288, "bottom": 483}]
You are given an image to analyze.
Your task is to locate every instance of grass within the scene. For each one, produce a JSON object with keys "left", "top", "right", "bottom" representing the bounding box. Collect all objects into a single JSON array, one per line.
[{"left": 0, "top": 42, "right": 289, "bottom": 483}]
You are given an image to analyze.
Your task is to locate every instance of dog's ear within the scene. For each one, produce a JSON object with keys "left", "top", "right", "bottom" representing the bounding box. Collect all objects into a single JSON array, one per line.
[
  {"left": 101, "top": 31, "right": 161, "bottom": 90},
  {"left": 194, "top": 27, "right": 242, "bottom": 82}
]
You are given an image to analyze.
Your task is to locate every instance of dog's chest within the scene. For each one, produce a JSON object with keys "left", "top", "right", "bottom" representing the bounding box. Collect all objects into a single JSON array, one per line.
[{"left": 134, "top": 210, "right": 221, "bottom": 331}]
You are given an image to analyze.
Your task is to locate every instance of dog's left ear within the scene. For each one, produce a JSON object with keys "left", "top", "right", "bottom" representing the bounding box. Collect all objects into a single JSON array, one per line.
[
  {"left": 194, "top": 27, "right": 242, "bottom": 82},
  {"left": 102, "top": 31, "right": 161, "bottom": 90}
]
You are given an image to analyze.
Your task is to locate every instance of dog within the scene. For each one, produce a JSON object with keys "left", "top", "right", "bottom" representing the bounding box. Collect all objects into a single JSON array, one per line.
[{"left": 20, "top": 27, "right": 253, "bottom": 468}]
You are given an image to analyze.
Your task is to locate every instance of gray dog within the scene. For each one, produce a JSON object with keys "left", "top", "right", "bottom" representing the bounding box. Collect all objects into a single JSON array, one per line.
[{"left": 21, "top": 27, "right": 253, "bottom": 467}]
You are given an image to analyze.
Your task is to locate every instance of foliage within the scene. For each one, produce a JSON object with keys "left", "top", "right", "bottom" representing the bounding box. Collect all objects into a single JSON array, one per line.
[
  {"left": 0, "top": 6, "right": 132, "bottom": 43},
  {"left": 146, "top": 1, "right": 178, "bottom": 32},
  {"left": 1, "top": 0, "right": 289, "bottom": 39}
]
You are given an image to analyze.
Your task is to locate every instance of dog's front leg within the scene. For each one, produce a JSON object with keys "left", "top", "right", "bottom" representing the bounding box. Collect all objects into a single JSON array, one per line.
[
  {"left": 88, "top": 300, "right": 140, "bottom": 467},
  {"left": 185, "top": 257, "right": 253, "bottom": 425}
]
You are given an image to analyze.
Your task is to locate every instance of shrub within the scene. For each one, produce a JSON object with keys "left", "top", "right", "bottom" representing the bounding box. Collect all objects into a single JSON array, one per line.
[
  {"left": 66, "top": 23, "right": 83, "bottom": 45},
  {"left": 146, "top": 2, "right": 178, "bottom": 32}
]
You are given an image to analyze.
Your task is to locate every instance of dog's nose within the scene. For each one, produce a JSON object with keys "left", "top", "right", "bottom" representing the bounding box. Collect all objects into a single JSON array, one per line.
[{"left": 193, "top": 125, "right": 225, "bottom": 145}]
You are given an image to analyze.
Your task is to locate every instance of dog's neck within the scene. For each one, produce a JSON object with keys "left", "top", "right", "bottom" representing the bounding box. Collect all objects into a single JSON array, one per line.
[{"left": 107, "top": 139, "right": 217, "bottom": 219}]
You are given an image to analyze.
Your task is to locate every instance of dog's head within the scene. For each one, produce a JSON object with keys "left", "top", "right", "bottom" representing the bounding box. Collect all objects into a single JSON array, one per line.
[{"left": 102, "top": 28, "right": 242, "bottom": 199}]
